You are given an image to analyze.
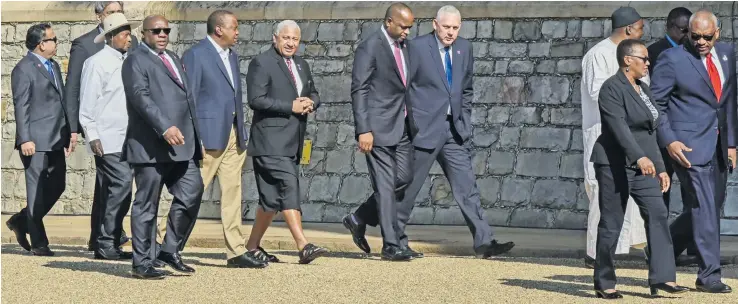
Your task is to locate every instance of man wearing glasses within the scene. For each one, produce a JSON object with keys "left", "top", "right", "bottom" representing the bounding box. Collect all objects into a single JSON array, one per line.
[
  {"left": 65, "top": 1, "right": 139, "bottom": 253},
  {"left": 122, "top": 15, "right": 204, "bottom": 279},
  {"left": 7, "top": 24, "right": 70, "bottom": 256},
  {"left": 651, "top": 9, "right": 737, "bottom": 293}
]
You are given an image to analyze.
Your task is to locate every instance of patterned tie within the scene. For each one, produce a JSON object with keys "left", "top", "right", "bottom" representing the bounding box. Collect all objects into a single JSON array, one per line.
[
  {"left": 285, "top": 58, "right": 296, "bottom": 85},
  {"left": 444, "top": 46, "right": 452, "bottom": 87},
  {"left": 44, "top": 61, "right": 55, "bottom": 86},
  {"left": 158, "top": 53, "right": 182, "bottom": 86},
  {"left": 393, "top": 41, "right": 407, "bottom": 117},
  {"left": 706, "top": 53, "right": 722, "bottom": 102}
]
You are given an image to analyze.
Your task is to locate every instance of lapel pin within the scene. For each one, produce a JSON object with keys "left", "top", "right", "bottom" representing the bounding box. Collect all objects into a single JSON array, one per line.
[
  {"left": 297, "top": 64, "right": 302, "bottom": 71},
  {"left": 723, "top": 55, "right": 728, "bottom": 61},
  {"left": 457, "top": 50, "right": 460, "bottom": 54}
]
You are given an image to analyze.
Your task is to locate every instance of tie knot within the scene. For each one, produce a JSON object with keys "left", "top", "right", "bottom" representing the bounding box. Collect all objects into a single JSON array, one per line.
[
  {"left": 706, "top": 53, "right": 712, "bottom": 59},
  {"left": 444, "top": 46, "right": 450, "bottom": 52},
  {"left": 45, "top": 61, "right": 52, "bottom": 67}
]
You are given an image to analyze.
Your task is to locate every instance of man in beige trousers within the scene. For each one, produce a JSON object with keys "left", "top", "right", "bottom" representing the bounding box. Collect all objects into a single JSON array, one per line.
[{"left": 156, "top": 10, "right": 266, "bottom": 268}]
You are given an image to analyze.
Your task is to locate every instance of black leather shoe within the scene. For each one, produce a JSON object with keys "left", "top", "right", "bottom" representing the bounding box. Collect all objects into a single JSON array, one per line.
[
  {"left": 257, "top": 246, "right": 280, "bottom": 263},
  {"left": 119, "top": 232, "right": 130, "bottom": 246},
  {"left": 227, "top": 251, "right": 268, "bottom": 268},
  {"left": 152, "top": 259, "right": 166, "bottom": 268},
  {"left": 475, "top": 240, "right": 515, "bottom": 259},
  {"left": 31, "top": 247, "right": 54, "bottom": 256},
  {"left": 6, "top": 214, "right": 31, "bottom": 251},
  {"left": 675, "top": 255, "right": 699, "bottom": 267},
  {"left": 116, "top": 249, "right": 133, "bottom": 259},
  {"left": 381, "top": 246, "right": 412, "bottom": 261},
  {"left": 403, "top": 246, "right": 424, "bottom": 258},
  {"left": 696, "top": 281, "right": 732, "bottom": 293},
  {"left": 132, "top": 265, "right": 166, "bottom": 280},
  {"left": 584, "top": 256, "right": 595, "bottom": 269},
  {"left": 299, "top": 243, "right": 328, "bottom": 264},
  {"left": 650, "top": 283, "right": 689, "bottom": 296},
  {"left": 343, "top": 214, "right": 371, "bottom": 254},
  {"left": 94, "top": 247, "right": 123, "bottom": 260},
  {"left": 595, "top": 290, "right": 623, "bottom": 299},
  {"left": 157, "top": 251, "right": 195, "bottom": 274}
]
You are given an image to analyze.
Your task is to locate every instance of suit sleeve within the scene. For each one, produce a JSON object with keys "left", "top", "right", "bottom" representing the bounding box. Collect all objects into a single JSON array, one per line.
[
  {"left": 350, "top": 41, "right": 375, "bottom": 135},
  {"left": 64, "top": 39, "right": 87, "bottom": 133},
  {"left": 461, "top": 42, "right": 474, "bottom": 134},
  {"left": 182, "top": 48, "right": 202, "bottom": 106},
  {"left": 11, "top": 66, "right": 32, "bottom": 146},
  {"left": 78, "top": 58, "right": 104, "bottom": 141},
  {"left": 246, "top": 58, "right": 293, "bottom": 114},
  {"left": 599, "top": 83, "right": 647, "bottom": 164},
  {"left": 650, "top": 53, "right": 678, "bottom": 148},
  {"left": 304, "top": 60, "right": 321, "bottom": 110},
  {"left": 121, "top": 56, "right": 172, "bottom": 137},
  {"left": 726, "top": 49, "right": 738, "bottom": 148}
]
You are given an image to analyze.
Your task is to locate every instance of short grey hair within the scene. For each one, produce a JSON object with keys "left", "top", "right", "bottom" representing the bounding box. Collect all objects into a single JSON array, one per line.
[
  {"left": 688, "top": 9, "right": 719, "bottom": 30},
  {"left": 435, "top": 5, "right": 461, "bottom": 21},
  {"left": 274, "top": 20, "right": 300, "bottom": 36},
  {"left": 94, "top": 1, "right": 124, "bottom": 14}
]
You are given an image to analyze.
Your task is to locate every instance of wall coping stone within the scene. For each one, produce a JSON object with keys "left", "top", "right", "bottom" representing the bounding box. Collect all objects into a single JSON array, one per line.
[{"left": 1, "top": 1, "right": 734, "bottom": 23}]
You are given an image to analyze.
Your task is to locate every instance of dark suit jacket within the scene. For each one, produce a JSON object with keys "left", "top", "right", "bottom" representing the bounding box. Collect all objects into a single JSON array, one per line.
[
  {"left": 406, "top": 33, "right": 474, "bottom": 149},
  {"left": 182, "top": 38, "right": 247, "bottom": 151},
  {"left": 120, "top": 44, "right": 203, "bottom": 164},
  {"left": 651, "top": 42, "right": 737, "bottom": 167},
  {"left": 65, "top": 25, "right": 139, "bottom": 136},
  {"left": 590, "top": 71, "right": 666, "bottom": 173},
  {"left": 246, "top": 47, "right": 320, "bottom": 158},
  {"left": 12, "top": 52, "right": 70, "bottom": 151},
  {"left": 647, "top": 38, "right": 673, "bottom": 75},
  {"left": 351, "top": 28, "right": 417, "bottom": 147}
]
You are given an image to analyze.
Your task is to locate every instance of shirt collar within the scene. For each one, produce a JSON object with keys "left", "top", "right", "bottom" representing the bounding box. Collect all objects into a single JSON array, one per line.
[
  {"left": 103, "top": 44, "right": 125, "bottom": 60},
  {"left": 30, "top": 51, "right": 49, "bottom": 65},
  {"left": 206, "top": 35, "right": 229, "bottom": 56},
  {"left": 701, "top": 46, "right": 719, "bottom": 60},
  {"left": 141, "top": 42, "right": 165, "bottom": 56},
  {"left": 380, "top": 26, "right": 399, "bottom": 47},
  {"left": 435, "top": 34, "right": 451, "bottom": 51},
  {"left": 665, "top": 35, "right": 678, "bottom": 48}
]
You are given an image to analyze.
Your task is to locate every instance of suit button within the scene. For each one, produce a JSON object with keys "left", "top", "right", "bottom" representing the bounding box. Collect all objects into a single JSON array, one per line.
[{"left": 189, "top": 116, "right": 192, "bottom": 120}]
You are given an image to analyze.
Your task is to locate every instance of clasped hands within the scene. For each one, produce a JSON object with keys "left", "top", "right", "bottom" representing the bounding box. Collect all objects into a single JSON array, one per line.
[{"left": 292, "top": 97, "right": 315, "bottom": 115}]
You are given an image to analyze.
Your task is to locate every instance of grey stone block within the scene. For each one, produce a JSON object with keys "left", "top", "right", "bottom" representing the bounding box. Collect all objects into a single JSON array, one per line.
[
  {"left": 510, "top": 107, "right": 542, "bottom": 124},
  {"left": 528, "top": 42, "right": 551, "bottom": 58},
  {"left": 472, "top": 42, "right": 488, "bottom": 58},
  {"left": 336, "top": 124, "right": 356, "bottom": 147},
  {"left": 312, "top": 60, "right": 344, "bottom": 74},
  {"left": 531, "top": 180, "right": 579, "bottom": 209},
  {"left": 296, "top": 21, "right": 318, "bottom": 41},
  {"left": 560, "top": 153, "right": 584, "bottom": 179},
  {"left": 408, "top": 207, "right": 434, "bottom": 224},
  {"left": 571, "top": 77, "right": 582, "bottom": 104},
  {"left": 472, "top": 150, "right": 488, "bottom": 176},
  {"left": 253, "top": 22, "right": 276, "bottom": 41},
  {"left": 550, "top": 42, "right": 584, "bottom": 57},
  {"left": 325, "top": 149, "right": 353, "bottom": 173},
  {"left": 415, "top": 177, "right": 432, "bottom": 204},
  {"left": 308, "top": 175, "right": 341, "bottom": 203},
  {"left": 323, "top": 205, "right": 349, "bottom": 223},
  {"left": 316, "top": 104, "right": 354, "bottom": 122},
  {"left": 581, "top": 20, "right": 603, "bottom": 38},
  {"left": 553, "top": 210, "right": 587, "bottom": 229},
  {"left": 536, "top": 60, "right": 556, "bottom": 73},
  {"left": 433, "top": 207, "right": 467, "bottom": 225},
  {"left": 473, "top": 77, "right": 502, "bottom": 103},
  {"left": 344, "top": 21, "right": 360, "bottom": 41},
  {"left": 304, "top": 44, "right": 325, "bottom": 57},
  {"left": 724, "top": 186, "right": 738, "bottom": 216},
  {"left": 650, "top": 20, "right": 666, "bottom": 40},
  {"left": 498, "top": 127, "right": 521, "bottom": 148},
  {"left": 360, "top": 22, "right": 381, "bottom": 40},
  {"left": 299, "top": 176, "right": 310, "bottom": 203},
  {"left": 514, "top": 21, "right": 541, "bottom": 40},
  {"left": 550, "top": 108, "right": 582, "bottom": 126},
  {"left": 520, "top": 127, "right": 571, "bottom": 150},
  {"left": 353, "top": 151, "right": 368, "bottom": 174},
  {"left": 327, "top": 44, "right": 353, "bottom": 57},
  {"left": 417, "top": 21, "right": 433, "bottom": 37},
  {"left": 475, "top": 61, "right": 495, "bottom": 75},
  {"left": 556, "top": 59, "right": 582, "bottom": 74},
  {"left": 489, "top": 42, "right": 527, "bottom": 58},
  {"left": 301, "top": 203, "right": 325, "bottom": 222},
  {"left": 570, "top": 129, "right": 584, "bottom": 151},
  {"left": 510, "top": 209, "right": 552, "bottom": 228},
  {"left": 242, "top": 173, "right": 259, "bottom": 201},
  {"left": 477, "top": 21, "right": 494, "bottom": 38},
  {"left": 318, "top": 23, "right": 344, "bottom": 41},
  {"left": 495, "top": 61, "right": 509, "bottom": 74},
  {"left": 314, "top": 75, "right": 351, "bottom": 103},
  {"left": 501, "top": 77, "right": 527, "bottom": 104},
  {"left": 177, "top": 23, "right": 196, "bottom": 41},
  {"left": 567, "top": 20, "right": 581, "bottom": 38},
  {"left": 494, "top": 21, "right": 513, "bottom": 39},
  {"left": 501, "top": 178, "right": 533, "bottom": 205},
  {"left": 576, "top": 183, "right": 589, "bottom": 211},
  {"left": 487, "top": 107, "right": 510, "bottom": 124},
  {"left": 472, "top": 107, "right": 488, "bottom": 125},
  {"left": 472, "top": 126, "right": 500, "bottom": 148},
  {"left": 515, "top": 152, "right": 560, "bottom": 177},
  {"left": 460, "top": 21, "right": 477, "bottom": 39},
  {"left": 528, "top": 76, "right": 571, "bottom": 104},
  {"left": 488, "top": 151, "right": 515, "bottom": 175},
  {"left": 542, "top": 21, "right": 567, "bottom": 39},
  {"left": 477, "top": 177, "right": 501, "bottom": 206},
  {"left": 508, "top": 61, "right": 535, "bottom": 74},
  {"left": 486, "top": 208, "right": 512, "bottom": 226},
  {"left": 431, "top": 177, "right": 454, "bottom": 206},
  {"left": 195, "top": 23, "right": 207, "bottom": 40}
]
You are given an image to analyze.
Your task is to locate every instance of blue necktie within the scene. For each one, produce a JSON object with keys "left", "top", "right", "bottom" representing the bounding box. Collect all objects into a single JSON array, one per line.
[
  {"left": 444, "top": 46, "right": 452, "bottom": 87},
  {"left": 44, "top": 61, "right": 55, "bottom": 85}
]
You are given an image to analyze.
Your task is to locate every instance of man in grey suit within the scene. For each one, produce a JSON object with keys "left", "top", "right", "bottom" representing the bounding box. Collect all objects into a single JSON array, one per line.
[
  {"left": 65, "top": 1, "right": 138, "bottom": 252},
  {"left": 343, "top": 3, "right": 418, "bottom": 261},
  {"left": 6, "top": 24, "right": 71, "bottom": 256},
  {"left": 244, "top": 20, "right": 328, "bottom": 265},
  {"left": 398, "top": 6, "right": 515, "bottom": 258},
  {"left": 121, "top": 15, "right": 204, "bottom": 279}
]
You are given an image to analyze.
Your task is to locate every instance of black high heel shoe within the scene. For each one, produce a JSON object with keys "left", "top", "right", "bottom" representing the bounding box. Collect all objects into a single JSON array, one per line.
[
  {"left": 649, "top": 283, "right": 689, "bottom": 296},
  {"left": 595, "top": 290, "right": 623, "bottom": 299}
]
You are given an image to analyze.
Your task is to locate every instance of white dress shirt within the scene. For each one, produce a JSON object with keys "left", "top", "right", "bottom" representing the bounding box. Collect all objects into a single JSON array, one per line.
[
  {"left": 701, "top": 46, "right": 726, "bottom": 86},
  {"left": 380, "top": 26, "right": 407, "bottom": 81},
  {"left": 206, "top": 35, "right": 235, "bottom": 86},
  {"left": 78, "top": 45, "right": 128, "bottom": 154},
  {"left": 436, "top": 36, "right": 453, "bottom": 115},
  {"left": 284, "top": 56, "right": 303, "bottom": 94}
]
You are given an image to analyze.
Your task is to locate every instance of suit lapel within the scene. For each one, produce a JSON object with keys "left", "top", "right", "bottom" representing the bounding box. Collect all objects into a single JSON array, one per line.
[
  {"left": 272, "top": 48, "right": 298, "bottom": 94},
  {"left": 30, "top": 54, "right": 61, "bottom": 94},
  {"left": 451, "top": 42, "right": 463, "bottom": 93},
  {"left": 168, "top": 50, "right": 187, "bottom": 91},
  {"left": 378, "top": 33, "right": 403, "bottom": 85},
  {"left": 427, "top": 35, "right": 450, "bottom": 92},
  {"left": 205, "top": 40, "right": 235, "bottom": 91},
  {"left": 142, "top": 48, "right": 185, "bottom": 90},
  {"left": 618, "top": 72, "right": 653, "bottom": 126},
  {"left": 684, "top": 48, "right": 717, "bottom": 102}
]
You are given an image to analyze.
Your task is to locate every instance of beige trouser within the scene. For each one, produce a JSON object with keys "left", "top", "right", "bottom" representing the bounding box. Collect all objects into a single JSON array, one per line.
[{"left": 157, "top": 125, "right": 247, "bottom": 259}]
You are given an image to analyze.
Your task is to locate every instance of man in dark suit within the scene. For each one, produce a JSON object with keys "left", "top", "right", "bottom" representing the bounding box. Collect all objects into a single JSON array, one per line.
[
  {"left": 396, "top": 5, "right": 515, "bottom": 259},
  {"left": 646, "top": 6, "right": 699, "bottom": 267},
  {"left": 244, "top": 20, "right": 328, "bottom": 265},
  {"left": 651, "top": 10, "right": 736, "bottom": 293},
  {"left": 65, "top": 1, "right": 139, "bottom": 252},
  {"left": 178, "top": 10, "right": 264, "bottom": 268},
  {"left": 6, "top": 24, "right": 71, "bottom": 256},
  {"left": 343, "top": 3, "right": 417, "bottom": 261},
  {"left": 121, "top": 15, "right": 204, "bottom": 279}
]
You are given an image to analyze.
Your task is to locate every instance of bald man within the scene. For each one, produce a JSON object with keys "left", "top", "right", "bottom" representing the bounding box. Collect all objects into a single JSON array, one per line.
[
  {"left": 651, "top": 9, "right": 736, "bottom": 293},
  {"left": 121, "top": 15, "right": 204, "bottom": 279}
]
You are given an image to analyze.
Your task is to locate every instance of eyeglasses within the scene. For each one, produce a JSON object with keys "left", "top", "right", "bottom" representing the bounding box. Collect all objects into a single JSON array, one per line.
[
  {"left": 42, "top": 37, "right": 58, "bottom": 44},
  {"left": 102, "top": 10, "right": 124, "bottom": 16},
  {"left": 144, "top": 28, "right": 171, "bottom": 35},
  {"left": 691, "top": 32, "right": 716, "bottom": 41},
  {"left": 627, "top": 55, "right": 650, "bottom": 63}
]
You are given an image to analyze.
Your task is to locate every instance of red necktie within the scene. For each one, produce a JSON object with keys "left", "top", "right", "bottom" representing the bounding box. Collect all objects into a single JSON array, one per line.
[
  {"left": 158, "top": 53, "right": 182, "bottom": 86},
  {"left": 706, "top": 53, "right": 722, "bottom": 102}
]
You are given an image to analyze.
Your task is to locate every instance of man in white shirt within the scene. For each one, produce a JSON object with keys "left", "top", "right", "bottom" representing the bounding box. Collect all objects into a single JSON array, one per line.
[
  {"left": 79, "top": 13, "right": 139, "bottom": 260},
  {"left": 581, "top": 7, "right": 648, "bottom": 268}
]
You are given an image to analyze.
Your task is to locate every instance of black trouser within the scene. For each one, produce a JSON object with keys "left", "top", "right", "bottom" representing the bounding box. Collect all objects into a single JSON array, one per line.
[
  {"left": 19, "top": 151, "right": 66, "bottom": 248},
  {"left": 594, "top": 164, "right": 676, "bottom": 290},
  {"left": 661, "top": 148, "right": 697, "bottom": 257},
  {"left": 94, "top": 153, "right": 133, "bottom": 250}
]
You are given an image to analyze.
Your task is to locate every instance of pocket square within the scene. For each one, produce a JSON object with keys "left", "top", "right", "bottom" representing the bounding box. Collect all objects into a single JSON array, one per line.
[{"left": 723, "top": 55, "right": 728, "bottom": 61}]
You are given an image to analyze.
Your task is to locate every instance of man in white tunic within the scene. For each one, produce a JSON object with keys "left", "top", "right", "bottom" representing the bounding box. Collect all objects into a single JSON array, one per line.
[
  {"left": 581, "top": 7, "right": 648, "bottom": 267},
  {"left": 79, "top": 13, "right": 139, "bottom": 260}
]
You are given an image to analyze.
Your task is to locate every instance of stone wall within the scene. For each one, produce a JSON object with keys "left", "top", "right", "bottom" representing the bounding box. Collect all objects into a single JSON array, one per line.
[{"left": 2, "top": 1, "right": 738, "bottom": 232}]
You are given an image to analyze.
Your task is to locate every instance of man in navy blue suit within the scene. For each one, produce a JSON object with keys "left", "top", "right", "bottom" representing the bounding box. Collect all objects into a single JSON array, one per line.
[
  {"left": 396, "top": 5, "right": 515, "bottom": 259},
  {"left": 651, "top": 9, "right": 736, "bottom": 293}
]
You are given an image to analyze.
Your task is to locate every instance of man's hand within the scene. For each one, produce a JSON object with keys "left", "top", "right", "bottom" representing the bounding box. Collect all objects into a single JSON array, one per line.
[
  {"left": 163, "top": 126, "right": 185, "bottom": 146},
  {"left": 658, "top": 172, "right": 671, "bottom": 193},
  {"left": 637, "top": 156, "right": 656, "bottom": 177},
  {"left": 20, "top": 141, "right": 35, "bottom": 156},
  {"left": 69, "top": 133, "right": 78, "bottom": 153},
  {"left": 90, "top": 139, "right": 104, "bottom": 157},
  {"left": 728, "top": 147, "right": 736, "bottom": 170},
  {"left": 667, "top": 141, "right": 692, "bottom": 168},
  {"left": 358, "top": 132, "right": 374, "bottom": 153},
  {"left": 299, "top": 97, "right": 315, "bottom": 114}
]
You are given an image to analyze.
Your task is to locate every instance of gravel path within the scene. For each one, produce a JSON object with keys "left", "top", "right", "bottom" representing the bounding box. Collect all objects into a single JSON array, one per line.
[{"left": 4, "top": 244, "right": 738, "bottom": 303}]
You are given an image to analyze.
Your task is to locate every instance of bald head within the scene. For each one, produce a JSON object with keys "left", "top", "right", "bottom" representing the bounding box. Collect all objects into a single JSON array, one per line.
[
  {"left": 383, "top": 3, "right": 414, "bottom": 42},
  {"left": 141, "top": 15, "right": 170, "bottom": 53},
  {"left": 688, "top": 10, "right": 720, "bottom": 56},
  {"left": 384, "top": 2, "right": 412, "bottom": 21},
  {"left": 689, "top": 10, "right": 719, "bottom": 31},
  {"left": 143, "top": 15, "right": 167, "bottom": 29}
]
